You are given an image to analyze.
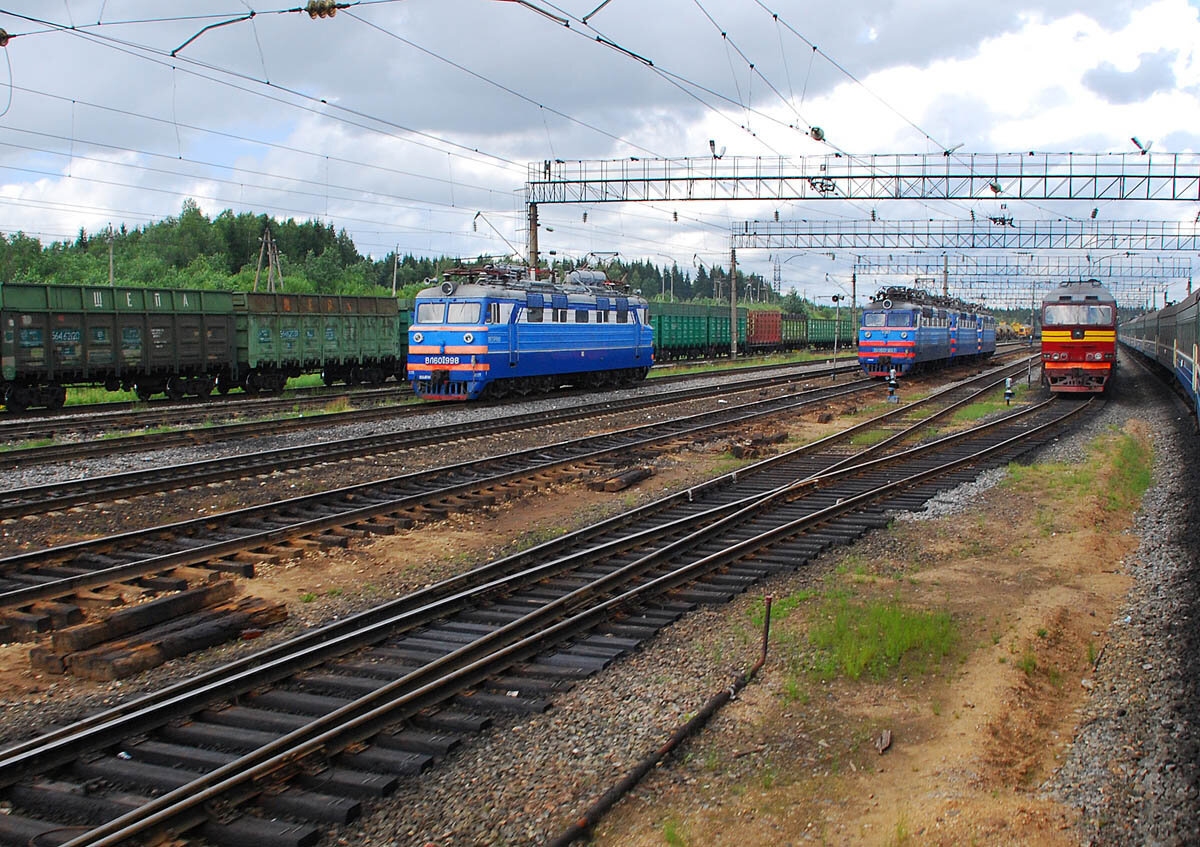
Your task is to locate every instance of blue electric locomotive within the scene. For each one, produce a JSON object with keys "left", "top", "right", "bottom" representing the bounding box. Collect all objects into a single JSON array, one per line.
[
  {"left": 407, "top": 265, "right": 654, "bottom": 400},
  {"left": 858, "top": 287, "right": 996, "bottom": 377}
]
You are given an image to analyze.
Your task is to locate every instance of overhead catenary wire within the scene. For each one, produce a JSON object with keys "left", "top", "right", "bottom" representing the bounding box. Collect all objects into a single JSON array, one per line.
[{"left": 0, "top": 7, "right": 527, "bottom": 174}]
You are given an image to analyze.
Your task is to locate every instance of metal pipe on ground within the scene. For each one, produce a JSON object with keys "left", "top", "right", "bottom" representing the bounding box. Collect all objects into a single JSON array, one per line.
[{"left": 546, "top": 595, "right": 773, "bottom": 847}]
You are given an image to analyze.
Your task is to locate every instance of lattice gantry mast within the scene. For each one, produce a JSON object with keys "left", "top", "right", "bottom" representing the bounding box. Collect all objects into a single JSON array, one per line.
[
  {"left": 731, "top": 219, "right": 1200, "bottom": 251},
  {"left": 527, "top": 153, "right": 1200, "bottom": 204}
]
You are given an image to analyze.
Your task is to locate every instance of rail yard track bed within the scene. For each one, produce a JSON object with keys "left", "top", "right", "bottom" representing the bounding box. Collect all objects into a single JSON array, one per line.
[{"left": 0, "top": 357, "right": 1115, "bottom": 847}]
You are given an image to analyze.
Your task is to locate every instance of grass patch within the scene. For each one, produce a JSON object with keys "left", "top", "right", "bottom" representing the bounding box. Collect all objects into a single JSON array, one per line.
[
  {"left": 1016, "top": 651, "right": 1037, "bottom": 676},
  {"left": 849, "top": 428, "right": 890, "bottom": 447},
  {"left": 950, "top": 383, "right": 1029, "bottom": 424},
  {"left": 808, "top": 596, "right": 957, "bottom": 680},
  {"left": 299, "top": 592, "right": 317, "bottom": 603},
  {"left": 661, "top": 818, "right": 687, "bottom": 846},
  {"left": 1005, "top": 428, "right": 1153, "bottom": 515}
]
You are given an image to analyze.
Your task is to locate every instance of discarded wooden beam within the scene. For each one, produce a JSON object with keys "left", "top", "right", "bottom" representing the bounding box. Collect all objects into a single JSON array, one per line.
[
  {"left": 589, "top": 466, "right": 655, "bottom": 493},
  {"left": 50, "top": 579, "right": 240, "bottom": 654},
  {"left": 62, "top": 597, "right": 287, "bottom": 680}
]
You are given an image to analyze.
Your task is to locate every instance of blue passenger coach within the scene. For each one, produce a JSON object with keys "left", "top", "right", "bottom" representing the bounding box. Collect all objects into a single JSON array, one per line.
[
  {"left": 407, "top": 265, "right": 653, "bottom": 400},
  {"left": 858, "top": 287, "right": 996, "bottom": 376}
]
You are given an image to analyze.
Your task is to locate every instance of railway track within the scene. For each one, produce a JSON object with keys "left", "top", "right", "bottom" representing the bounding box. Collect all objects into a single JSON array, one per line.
[
  {"left": 0, "top": 367, "right": 872, "bottom": 516},
  {"left": 0, "top": 360, "right": 864, "bottom": 469},
  {"left": 0, "top": 367, "right": 1087, "bottom": 847},
  {"left": 0, "top": 375, "right": 879, "bottom": 616},
  {"left": 0, "top": 355, "right": 865, "bottom": 447},
  {"left": 0, "top": 357, "right": 1034, "bottom": 628}
]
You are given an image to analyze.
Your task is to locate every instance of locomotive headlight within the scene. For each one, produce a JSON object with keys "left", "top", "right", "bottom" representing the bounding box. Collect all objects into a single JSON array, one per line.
[
  {"left": 864, "top": 331, "right": 872, "bottom": 338},
  {"left": 463, "top": 332, "right": 474, "bottom": 344},
  {"left": 413, "top": 332, "right": 424, "bottom": 343},
  {"left": 900, "top": 332, "right": 908, "bottom": 339}
]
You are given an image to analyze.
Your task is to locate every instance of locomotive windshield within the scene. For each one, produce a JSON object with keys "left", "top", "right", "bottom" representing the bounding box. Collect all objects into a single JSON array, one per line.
[
  {"left": 1043, "top": 304, "right": 1114, "bottom": 326},
  {"left": 863, "top": 312, "right": 885, "bottom": 327},
  {"left": 447, "top": 303, "right": 481, "bottom": 324},
  {"left": 416, "top": 302, "right": 445, "bottom": 323}
]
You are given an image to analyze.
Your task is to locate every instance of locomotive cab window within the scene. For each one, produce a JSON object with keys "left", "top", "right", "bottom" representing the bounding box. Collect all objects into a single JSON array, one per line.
[
  {"left": 526, "top": 307, "right": 544, "bottom": 323},
  {"left": 447, "top": 303, "right": 480, "bottom": 324},
  {"left": 1043, "top": 304, "right": 1114, "bottom": 325},
  {"left": 617, "top": 309, "right": 628, "bottom": 323},
  {"left": 416, "top": 302, "right": 446, "bottom": 324}
]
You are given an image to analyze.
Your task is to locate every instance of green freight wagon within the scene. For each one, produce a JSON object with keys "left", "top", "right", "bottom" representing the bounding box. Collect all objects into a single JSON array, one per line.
[
  {"left": 781, "top": 312, "right": 807, "bottom": 349},
  {"left": 807, "top": 317, "right": 856, "bottom": 349},
  {"left": 232, "top": 292, "right": 405, "bottom": 392},
  {"left": 705, "top": 305, "right": 748, "bottom": 356},
  {"left": 0, "top": 282, "right": 235, "bottom": 409},
  {"left": 650, "top": 302, "right": 708, "bottom": 360}
]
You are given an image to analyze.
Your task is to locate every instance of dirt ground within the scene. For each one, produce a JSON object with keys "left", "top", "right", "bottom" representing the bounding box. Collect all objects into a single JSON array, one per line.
[{"left": 589, "top": 422, "right": 1148, "bottom": 847}]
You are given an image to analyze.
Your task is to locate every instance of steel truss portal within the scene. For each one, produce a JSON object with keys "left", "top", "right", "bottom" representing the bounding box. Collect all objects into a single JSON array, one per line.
[
  {"left": 731, "top": 219, "right": 1200, "bottom": 251},
  {"left": 527, "top": 153, "right": 1200, "bottom": 203}
]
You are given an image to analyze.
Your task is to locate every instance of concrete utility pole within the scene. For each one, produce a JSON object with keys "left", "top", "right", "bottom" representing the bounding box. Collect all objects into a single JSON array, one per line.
[
  {"left": 851, "top": 271, "right": 857, "bottom": 348},
  {"left": 253, "top": 229, "right": 268, "bottom": 292},
  {"left": 527, "top": 202, "right": 539, "bottom": 279},
  {"left": 391, "top": 246, "right": 399, "bottom": 295},
  {"left": 107, "top": 227, "right": 114, "bottom": 285},
  {"left": 729, "top": 247, "right": 738, "bottom": 358}
]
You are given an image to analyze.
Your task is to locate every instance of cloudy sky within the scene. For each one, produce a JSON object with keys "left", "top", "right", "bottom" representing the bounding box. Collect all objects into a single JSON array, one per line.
[{"left": 0, "top": 0, "right": 1197, "bottom": 304}]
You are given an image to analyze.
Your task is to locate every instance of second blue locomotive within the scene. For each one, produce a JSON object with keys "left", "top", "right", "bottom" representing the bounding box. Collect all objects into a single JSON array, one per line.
[
  {"left": 858, "top": 287, "right": 996, "bottom": 377},
  {"left": 407, "top": 265, "right": 653, "bottom": 400}
]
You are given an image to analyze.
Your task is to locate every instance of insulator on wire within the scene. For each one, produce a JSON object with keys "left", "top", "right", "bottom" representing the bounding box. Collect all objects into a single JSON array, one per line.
[
  {"left": 306, "top": 0, "right": 339, "bottom": 19},
  {"left": 0, "top": 29, "right": 10, "bottom": 48}
]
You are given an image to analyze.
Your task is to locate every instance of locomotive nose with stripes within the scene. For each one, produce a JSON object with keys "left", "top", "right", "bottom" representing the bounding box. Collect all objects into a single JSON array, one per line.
[{"left": 1040, "top": 279, "right": 1117, "bottom": 393}]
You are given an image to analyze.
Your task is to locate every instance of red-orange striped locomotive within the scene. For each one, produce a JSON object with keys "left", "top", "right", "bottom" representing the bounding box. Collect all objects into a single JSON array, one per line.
[{"left": 1040, "top": 279, "right": 1117, "bottom": 392}]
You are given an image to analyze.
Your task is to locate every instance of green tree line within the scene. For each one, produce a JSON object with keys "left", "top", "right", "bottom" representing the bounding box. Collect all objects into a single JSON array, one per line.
[{"left": 0, "top": 200, "right": 832, "bottom": 312}]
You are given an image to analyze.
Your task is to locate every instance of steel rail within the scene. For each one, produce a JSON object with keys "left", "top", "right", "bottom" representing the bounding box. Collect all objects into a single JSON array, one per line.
[
  {"left": 0, "top": 358, "right": 1039, "bottom": 776},
  {"left": 54, "top": 395, "right": 1093, "bottom": 847}
]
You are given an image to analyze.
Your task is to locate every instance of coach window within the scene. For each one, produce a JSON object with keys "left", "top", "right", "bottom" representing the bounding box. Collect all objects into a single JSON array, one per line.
[
  {"left": 575, "top": 310, "right": 588, "bottom": 323},
  {"left": 488, "top": 303, "right": 501, "bottom": 324},
  {"left": 417, "top": 302, "right": 446, "bottom": 323}
]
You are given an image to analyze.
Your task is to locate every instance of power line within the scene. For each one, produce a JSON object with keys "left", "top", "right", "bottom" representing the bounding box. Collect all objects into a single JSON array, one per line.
[
  {"left": 344, "top": 10, "right": 666, "bottom": 159},
  {"left": 0, "top": 7, "right": 527, "bottom": 174}
]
